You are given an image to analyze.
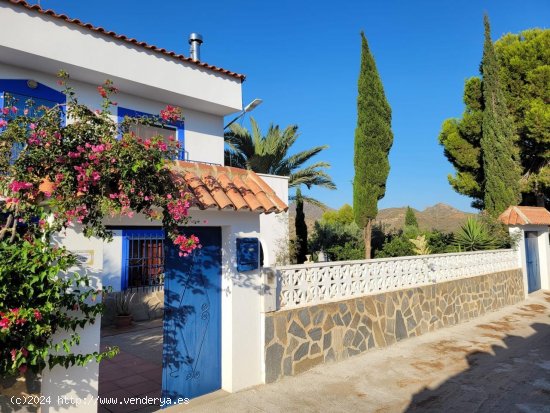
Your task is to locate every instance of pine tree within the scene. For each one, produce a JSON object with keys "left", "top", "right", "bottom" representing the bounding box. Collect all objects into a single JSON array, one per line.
[
  {"left": 480, "top": 15, "right": 521, "bottom": 215},
  {"left": 353, "top": 32, "right": 393, "bottom": 259},
  {"left": 405, "top": 206, "right": 418, "bottom": 228},
  {"left": 439, "top": 27, "right": 548, "bottom": 209},
  {"left": 294, "top": 187, "right": 308, "bottom": 264}
]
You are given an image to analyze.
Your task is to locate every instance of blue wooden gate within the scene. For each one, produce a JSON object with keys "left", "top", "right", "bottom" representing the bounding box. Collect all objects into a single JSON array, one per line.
[
  {"left": 525, "top": 232, "right": 541, "bottom": 293},
  {"left": 162, "top": 227, "right": 222, "bottom": 404}
]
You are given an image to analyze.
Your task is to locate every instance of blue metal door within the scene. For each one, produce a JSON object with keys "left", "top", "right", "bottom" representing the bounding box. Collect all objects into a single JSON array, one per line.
[
  {"left": 525, "top": 232, "right": 541, "bottom": 293},
  {"left": 162, "top": 227, "right": 222, "bottom": 404}
]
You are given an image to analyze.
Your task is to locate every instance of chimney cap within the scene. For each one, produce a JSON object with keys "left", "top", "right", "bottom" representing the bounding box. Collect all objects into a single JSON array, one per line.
[{"left": 189, "top": 33, "right": 203, "bottom": 44}]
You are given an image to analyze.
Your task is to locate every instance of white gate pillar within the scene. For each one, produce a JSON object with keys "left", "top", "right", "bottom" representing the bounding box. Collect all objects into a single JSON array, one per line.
[{"left": 500, "top": 206, "right": 550, "bottom": 295}]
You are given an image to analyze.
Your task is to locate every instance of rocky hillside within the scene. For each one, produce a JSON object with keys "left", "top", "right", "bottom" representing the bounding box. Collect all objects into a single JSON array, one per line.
[
  {"left": 375, "top": 203, "right": 474, "bottom": 233},
  {"left": 288, "top": 202, "right": 474, "bottom": 235}
]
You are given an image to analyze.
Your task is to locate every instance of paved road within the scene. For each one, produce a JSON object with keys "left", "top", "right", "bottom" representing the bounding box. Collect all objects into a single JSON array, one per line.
[{"left": 171, "top": 291, "right": 550, "bottom": 413}]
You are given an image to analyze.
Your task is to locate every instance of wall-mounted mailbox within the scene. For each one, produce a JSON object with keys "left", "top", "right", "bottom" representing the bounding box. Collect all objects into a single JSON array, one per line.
[{"left": 237, "top": 237, "right": 259, "bottom": 272}]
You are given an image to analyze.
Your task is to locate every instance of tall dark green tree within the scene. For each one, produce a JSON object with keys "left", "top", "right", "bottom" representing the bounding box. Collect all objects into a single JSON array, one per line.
[
  {"left": 353, "top": 32, "right": 393, "bottom": 258},
  {"left": 479, "top": 15, "right": 521, "bottom": 215},
  {"left": 294, "top": 188, "right": 308, "bottom": 264},
  {"left": 405, "top": 206, "right": 419, "bottom": 228},
  {"left": 439, "top": 22, "right": 547, "bottom": 211}
]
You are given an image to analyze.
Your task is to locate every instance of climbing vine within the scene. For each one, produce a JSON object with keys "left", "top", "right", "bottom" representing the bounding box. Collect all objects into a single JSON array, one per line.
[{"left": 0, "top": 72, "right": 199, "bottom": 377}]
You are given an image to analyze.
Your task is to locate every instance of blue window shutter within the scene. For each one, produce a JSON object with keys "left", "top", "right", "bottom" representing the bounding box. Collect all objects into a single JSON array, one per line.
[
  {"left": 117, "top": 106, "right": 185, "bottom": 159},
  {"left": 236, "top": 238, "right": 259, "bottom": 272},
  {"left": 0, "top": 80, "right": 66, "bottom": 125}
]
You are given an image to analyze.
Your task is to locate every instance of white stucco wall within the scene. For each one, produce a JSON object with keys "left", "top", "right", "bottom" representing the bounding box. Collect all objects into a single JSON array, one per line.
[
  {"left": 104, "top": 209, "right": 267, "bottom": 392},
  {"left": 38, "top": 207, "right": 273, "bottom": 410},
  {"left": 508, "top": 225, "right": 550, "bottom": 296},
  {"left": 258, "top": 174, "right": 289, "bottom": 266},
  {"left": 42, "top": 227, "right": 103, "bottom": 413},
  {"left": 0, "top": 63, "right": 226, "bottom": 165},
  {"left": 0, "top": 2, "right": 243, "bottom": 115}
]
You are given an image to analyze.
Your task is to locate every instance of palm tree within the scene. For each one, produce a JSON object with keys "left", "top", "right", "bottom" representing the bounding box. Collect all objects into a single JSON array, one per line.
[{"left": 224, "top": 118, "right": 336, "bottom": 205}]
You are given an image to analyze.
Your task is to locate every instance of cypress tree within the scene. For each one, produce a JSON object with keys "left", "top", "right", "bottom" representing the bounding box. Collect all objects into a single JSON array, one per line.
[
  {"left": 295, "top": 187, "right": 308, "bottom": 264},
  {"left": 353, "top": 32, "right": 393, "bottom": 259},
  {"left": 405, "top": 206, "right": 418, "bottom": 228},
  {"left": 480, "top": 15, "right": 521, "bottom": 215}
]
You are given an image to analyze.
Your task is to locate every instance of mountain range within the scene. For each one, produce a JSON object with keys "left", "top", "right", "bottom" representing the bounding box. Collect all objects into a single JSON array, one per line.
[{"left": 288, "top": 202, "right": 474, "bottom": 235}]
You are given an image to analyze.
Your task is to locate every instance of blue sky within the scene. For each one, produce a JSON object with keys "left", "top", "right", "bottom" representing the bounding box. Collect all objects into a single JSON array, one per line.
[{"left": 41, "top": 0, "right": 549, "bottom": 212}]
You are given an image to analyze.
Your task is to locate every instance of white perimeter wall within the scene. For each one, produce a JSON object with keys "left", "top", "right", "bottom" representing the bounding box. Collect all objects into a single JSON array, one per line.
[
  {"left": 41, "top": 207, "right": 275, "bottom": 411},
  {"left": 41, "top": 227, "right": 103, "bottom": 413},
  {"left": 509, "top": 225, "right": 550, "bottom": 294},
  {"left": 0, "top": 63, "right": 226, "bottom": 165}
]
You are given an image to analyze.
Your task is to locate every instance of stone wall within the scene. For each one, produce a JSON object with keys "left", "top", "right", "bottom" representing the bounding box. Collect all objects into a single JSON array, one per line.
[
  {"left": 102, "top": 289, "right": 164, "bottom": 326},
  {"left": 264, "top": 269, "right": 524, "bottom": 383}
]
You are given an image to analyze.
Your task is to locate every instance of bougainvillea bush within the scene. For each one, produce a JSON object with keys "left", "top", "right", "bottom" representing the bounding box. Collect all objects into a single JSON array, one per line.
[{"left": 0, "top": 72, "right": 199, "bottom": 377}]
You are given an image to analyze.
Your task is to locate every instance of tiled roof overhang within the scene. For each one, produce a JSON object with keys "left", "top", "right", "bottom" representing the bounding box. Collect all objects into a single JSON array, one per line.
[
  {"left": 498, "top": 206, "right": 550, "bottom": 226},
  {"left": 2, "top": 0, "right": 246, "bottom": 82},
  {"left": 171, "top": 161, "right": 288, "bottom": 214}
]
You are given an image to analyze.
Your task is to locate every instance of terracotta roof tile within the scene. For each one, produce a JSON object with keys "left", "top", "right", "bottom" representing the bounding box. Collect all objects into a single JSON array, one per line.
[
  {"left": 183, "top": 172, "right": 217, "bottom": 209},
  {"left": 2, "top": 0, "right": 246, "bottom": 81},
  {"left": 233, "top": 175, "right": 263, "bottom": 212},
  {"left": 217, "top": 173, "right": 249, "bottom": 211},
  {"left": 172, "top": 161, "right": 287, "bottom": 214},
  {"left": 498, "top": 206, "right": 550, "bottom": 226}
]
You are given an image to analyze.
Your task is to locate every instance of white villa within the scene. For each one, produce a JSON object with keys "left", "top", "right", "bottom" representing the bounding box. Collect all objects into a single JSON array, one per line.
[{"left": 0, "top": 0, "right": 289, "bottom": 410}]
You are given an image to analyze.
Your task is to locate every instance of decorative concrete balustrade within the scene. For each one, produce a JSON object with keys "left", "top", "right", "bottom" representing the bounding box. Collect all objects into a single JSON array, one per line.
[{"left": 275, "top": 249, "right": 519, "bottom": 310}]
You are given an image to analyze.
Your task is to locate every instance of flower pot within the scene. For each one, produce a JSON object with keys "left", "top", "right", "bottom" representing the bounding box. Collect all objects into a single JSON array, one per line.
[
  {"left": 0, "top": 371, "right": 41, "bottom": 411},
  {"left": 115, "top": 315, "right": 133, "bottom": 329}
]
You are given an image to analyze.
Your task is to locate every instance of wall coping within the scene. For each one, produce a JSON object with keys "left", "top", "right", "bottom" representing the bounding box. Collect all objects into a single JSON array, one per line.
[{"left": 275, "top": 248, "right": 515, "bottom": 270}]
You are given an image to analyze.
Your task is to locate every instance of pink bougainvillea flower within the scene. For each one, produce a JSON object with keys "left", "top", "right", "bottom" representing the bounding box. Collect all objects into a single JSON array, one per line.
[
  {"left": 19, "top": 364, "right": 27, "bottom": 374},
  {"left": 97, "top": 86, "right": 107, "bottom": 98},
  {"left": 10, "top": 349, "right": 17, "bottom": 361},
  {"left": 34, "top": 309, "right": 42, "bottom": 320},
  {"left": 160, "top": 105, "right": 182, "bottom": 122},
  {"left": 21, "top": 348, "right": 28, "bottom": 357},
  {"left": 9, "top": 181, "right": 33, "bottom": 192},
  {"left": 0, "top": 317, "right": 10, "bottom": 329},
  {"left": 0, "top": 119, "right": 7, "bottom": 128}
]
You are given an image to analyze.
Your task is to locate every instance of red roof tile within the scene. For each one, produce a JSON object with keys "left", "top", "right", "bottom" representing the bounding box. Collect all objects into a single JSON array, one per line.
[
  {"left": 2, "top": 0, "right": 246, "bottom": 81},
  {"left": 498, "top": 206, "right": 550, "bottom": 226},
  {"left": 171, "top": 161, "right": 287, "bottom": 214}
]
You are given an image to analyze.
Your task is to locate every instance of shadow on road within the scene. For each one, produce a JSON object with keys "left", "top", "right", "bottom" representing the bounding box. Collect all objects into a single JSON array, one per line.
[{"left": 406, "top": 304, "right": 550, "bottom": 412}]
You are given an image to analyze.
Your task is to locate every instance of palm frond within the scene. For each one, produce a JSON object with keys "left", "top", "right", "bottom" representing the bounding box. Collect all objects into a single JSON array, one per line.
[
  {"left": 289, "top": 194, "right": 330, "bottom": 209},
  {"left": 224, "top": 149, "right": 247, "bottom": 169},
  {"left": 275, "top": 146, "right": 329, "bottom": 176},
  {"left": 289, "top": 167, "right": 337, "bottom": 190}
]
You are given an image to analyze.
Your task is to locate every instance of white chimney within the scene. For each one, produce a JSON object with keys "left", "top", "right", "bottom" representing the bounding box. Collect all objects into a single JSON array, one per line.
[{"left": 188, "top": 33, "right": 203, "bottom": 61}]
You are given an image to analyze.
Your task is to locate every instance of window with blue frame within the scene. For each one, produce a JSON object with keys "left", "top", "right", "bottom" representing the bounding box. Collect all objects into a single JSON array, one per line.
[
  {"left": 0, "top": 80, "right": 66, "bottom": 160},
  {"left": 118, "top": 107, "right": 186, "bottom": 161},
  {"left": 121, "top": 228, "right": 166, "bottom": 290}
]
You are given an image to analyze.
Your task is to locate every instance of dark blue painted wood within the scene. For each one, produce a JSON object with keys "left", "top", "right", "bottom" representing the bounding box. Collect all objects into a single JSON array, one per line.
[
  {"left": 162, "top": 227, "right": 222, "bottom": 404},
  {"left": 525, "top": 233, "right": 541, "bottom": 293},
  {"left": 236, "top": 237, "right": 259, "bottom": 272}
]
